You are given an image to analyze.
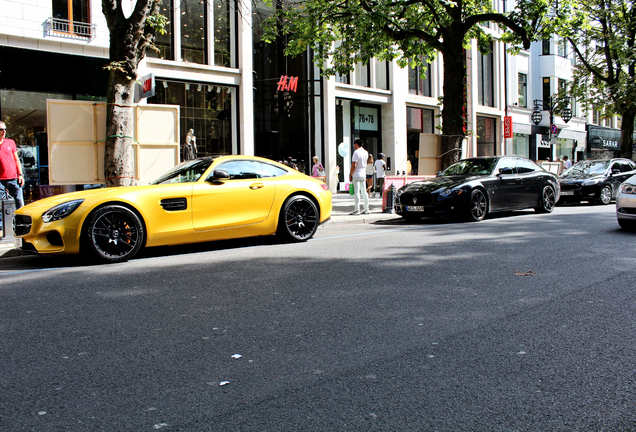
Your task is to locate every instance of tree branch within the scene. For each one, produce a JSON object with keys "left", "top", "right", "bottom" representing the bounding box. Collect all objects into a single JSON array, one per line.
[
  {"left": 568, "top": 37, "right": 610, "bottom": 83},
  {"left": 463, "top": 13, "right": 530, "bottom": 48}
]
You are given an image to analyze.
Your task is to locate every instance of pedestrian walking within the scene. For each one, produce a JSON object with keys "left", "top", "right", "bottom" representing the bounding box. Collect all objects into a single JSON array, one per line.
[
  {"left": 0, "top": 120, "right": 25, "bottom": 209},
  {"left": 366, "top": 153, "right": 375, "bottom": 194},
  {"left": 563, "top": 155, "right": 572, "bottom": 170},
  {"left": 311, "top": 156, "right": 325, "bottom": 177},
  {"left": 349, "top": 139, "right": 369, "bottom": 215},
  {"left": 374, "top": 153, "right": 387, "bottom": 198}
]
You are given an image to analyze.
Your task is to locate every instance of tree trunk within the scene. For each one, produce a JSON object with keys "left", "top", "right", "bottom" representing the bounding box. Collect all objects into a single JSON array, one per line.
[
  {"left": 104, "top": 71, "right": 136, "bottom": 186},
  {"left": 440, "top": 38, "right": 467, "bottom": 169},
  {"left": 619, "top": 109, "right": 635, "bottom": 160}
]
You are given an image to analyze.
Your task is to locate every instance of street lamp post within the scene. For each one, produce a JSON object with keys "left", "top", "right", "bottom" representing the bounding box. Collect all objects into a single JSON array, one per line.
[{"left": 530, "top": 95, "right": 573, "bottom": 153}]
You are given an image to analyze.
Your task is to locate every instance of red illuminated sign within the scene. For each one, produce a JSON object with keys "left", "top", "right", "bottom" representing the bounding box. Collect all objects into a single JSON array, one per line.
[
  {"left": 277, "top": 75, "right": 298, "bottom": 93},
  {"left": 503, "top": 116, "right": 513, "bottom": 138}
]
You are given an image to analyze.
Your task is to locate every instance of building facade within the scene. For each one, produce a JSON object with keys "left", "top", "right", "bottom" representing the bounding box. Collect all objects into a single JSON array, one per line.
[{"left": 2, "top": 0, "right": 622, "bottom": 201}]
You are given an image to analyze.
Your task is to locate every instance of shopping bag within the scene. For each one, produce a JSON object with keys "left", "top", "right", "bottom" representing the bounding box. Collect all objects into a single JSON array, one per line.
[{"left": 349, "top": 182, "right": 355, "bottom": 195}]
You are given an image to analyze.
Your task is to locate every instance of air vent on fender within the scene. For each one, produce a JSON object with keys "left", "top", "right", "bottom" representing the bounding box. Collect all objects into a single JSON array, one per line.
[{"left": 160, "top": 198, "right": 187, "bottom": 211}]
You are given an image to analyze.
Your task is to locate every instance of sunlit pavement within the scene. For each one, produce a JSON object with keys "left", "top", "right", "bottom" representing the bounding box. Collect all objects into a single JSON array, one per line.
[{"left": 0, "top": 203, "right": 633, "bottom": 431}]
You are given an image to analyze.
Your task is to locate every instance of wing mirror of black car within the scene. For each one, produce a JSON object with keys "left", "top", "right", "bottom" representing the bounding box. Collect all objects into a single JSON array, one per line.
[
  {"left": 208, "top": 169, "right": 230, "bottom": 182},
  {"left": 498, "top": 167, "right": 514, "bottom": 176}
]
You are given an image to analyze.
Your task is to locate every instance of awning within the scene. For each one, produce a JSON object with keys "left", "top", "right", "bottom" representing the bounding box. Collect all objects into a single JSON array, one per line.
[{"left": 557, "top": 128, "right": 586, "bottom": 141}]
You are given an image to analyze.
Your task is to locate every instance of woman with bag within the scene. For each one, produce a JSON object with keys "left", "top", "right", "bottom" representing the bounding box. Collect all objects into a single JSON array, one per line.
[{"left": 311, "top": 156, "right": 325, "bottom": 177}]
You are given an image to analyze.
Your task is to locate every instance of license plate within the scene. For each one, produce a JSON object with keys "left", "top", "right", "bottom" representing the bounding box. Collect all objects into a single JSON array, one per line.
[
  {"left": 560, "top": 191, "right": 574, "bottom": 196},
  {"left": 406, "top": 205, "right": 426, "bottom": 211}
]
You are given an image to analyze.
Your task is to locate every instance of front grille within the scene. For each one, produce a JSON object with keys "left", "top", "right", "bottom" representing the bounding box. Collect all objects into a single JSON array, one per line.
[
  {"left": 560, "top": 183, "right": 581, "bottom": 191},
  {"left": 617, "top": 207, "right": 636, "bottom": 215},
  {"left": 400, "top": 192, "right": 432, "bottom": 206},
  {"left": 13, "top": 215, "right": 32, "bottom": 236}
]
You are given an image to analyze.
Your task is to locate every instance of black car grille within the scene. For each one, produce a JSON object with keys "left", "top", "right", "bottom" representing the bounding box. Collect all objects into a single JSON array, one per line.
[
  {"left": 14, "top": 214, "right": 32, "bottom": 236},
  {"left": 400, "top": 192, "right": 433, "bottom": 206},
  {"left": 560, "top": 183, "right": 581, "bottom": 191}
]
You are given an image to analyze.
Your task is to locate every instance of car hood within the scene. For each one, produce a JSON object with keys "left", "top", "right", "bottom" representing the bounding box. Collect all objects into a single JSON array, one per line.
[
  {"left": 16, "top": 185, "right": 158, "bottom": 214},
  {"left": 401, "top": 176, "right": 478, "bottom": 193},
  {"left": 560, "top": 174, "right": 604, "bottom": 183}
]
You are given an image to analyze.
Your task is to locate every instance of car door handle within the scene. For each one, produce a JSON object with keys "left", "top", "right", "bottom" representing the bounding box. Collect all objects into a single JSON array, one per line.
[{"left": 249, "top": 183, "right": 264, "bottom": 190}]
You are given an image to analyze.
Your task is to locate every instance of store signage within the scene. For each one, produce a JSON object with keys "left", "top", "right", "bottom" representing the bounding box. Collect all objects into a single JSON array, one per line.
[
  {"left": 134, "top": 73, "right": 155, "bottom": 102},
  {"left": 538, "top": 137, "right": 552, "bottom": 148},
  {"left": 355, "top": 106, "right": 379, "bottom": 131},
  {"left": 277, "top": 75, "right": 299, "bottom": 93},
  {"left": 503, "top": 116, "right": 513, "bottom": 138},
  {"left": 587, "top": 125, "right": 622, "bottom": 150}
]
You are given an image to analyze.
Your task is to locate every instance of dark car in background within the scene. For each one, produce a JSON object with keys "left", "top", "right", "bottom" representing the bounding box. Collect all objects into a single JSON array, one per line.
[
  {"left": 559, "top": 159, "right": 636, "bottom": 205},
  {"left": 394, "top": 156, "right": 560, "bottom": 222}
]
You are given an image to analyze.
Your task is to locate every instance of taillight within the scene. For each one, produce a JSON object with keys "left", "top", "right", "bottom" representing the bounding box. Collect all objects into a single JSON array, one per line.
[{"left": 321, "top": 183, "right": 329, "bottom": 191}]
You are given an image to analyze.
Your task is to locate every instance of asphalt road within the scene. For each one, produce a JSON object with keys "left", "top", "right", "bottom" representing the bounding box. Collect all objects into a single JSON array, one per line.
[{"left": 0, "top": 204, "right": 634, "bottom": 431}]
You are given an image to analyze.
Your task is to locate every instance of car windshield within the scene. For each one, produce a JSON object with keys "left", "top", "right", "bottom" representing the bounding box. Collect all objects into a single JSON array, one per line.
[
  {"left": 441, "top": 158, "right": 497, "bottom": 176},
  {"left": 563, "top": 160, "right": 609, "bottom": 176},
  {"left": 152, "top": 158, "right": 214, "bottom": 184}
]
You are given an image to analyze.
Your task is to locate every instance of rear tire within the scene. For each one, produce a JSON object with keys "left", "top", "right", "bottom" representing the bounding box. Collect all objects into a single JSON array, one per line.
[
  {"left": 277, "top": 195, "right": 319, "bottom": 242},
  {"left": 596, "top": 185, "right": 612, "bottom": 205},
  {"left": 535, "top": 185, "right": 556, "bottom": 213}
]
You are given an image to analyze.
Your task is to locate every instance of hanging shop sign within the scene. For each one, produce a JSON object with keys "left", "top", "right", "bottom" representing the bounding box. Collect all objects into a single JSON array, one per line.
[
  {"left": 354, "top": 106, "right": 379, "bottom": 131},
  {"left": 134, "top": 73, "right": 155, "bottom": 102},
  {"left": 276, "top": 75, "right": 299, "bottom": 93},
  {"left": 503, "top": 116, "right": 513, "bottom": 138}
]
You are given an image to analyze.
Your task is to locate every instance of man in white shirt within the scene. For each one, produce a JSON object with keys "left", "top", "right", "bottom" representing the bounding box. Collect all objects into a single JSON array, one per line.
[
  {"left": 349, "top": 139, "right": 369, "bottom": 214},
  {"left": 374, "top": 153, "right": 387, "bottom": 198},
  {"left": 562, "top": 155, "right": 572, "bottom": 169}
]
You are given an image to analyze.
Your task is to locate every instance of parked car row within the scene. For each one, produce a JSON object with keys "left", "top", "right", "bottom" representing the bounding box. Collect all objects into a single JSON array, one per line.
[{"left": 393, "top": 156, "right": 636, "bottom": 231}]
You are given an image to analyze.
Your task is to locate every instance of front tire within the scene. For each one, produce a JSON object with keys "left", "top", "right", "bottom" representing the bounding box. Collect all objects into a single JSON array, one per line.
[
  {"left": 597, "top": 185, "right": 612, "bottom": 205},
  {"left": 83, "top": 205, "right": 145, "bottom": 263},
  {"left": 535, "top": 185, "right": 556, "bottom": 213},
  {"left": 467, "top": 189, "right": 488, "bottom": 222},
  {"left": 618, "top": 219, "right": 636, "bottom": 231},
  {"left": 278, "top": 195, "right": 319, "bottom": 242}
]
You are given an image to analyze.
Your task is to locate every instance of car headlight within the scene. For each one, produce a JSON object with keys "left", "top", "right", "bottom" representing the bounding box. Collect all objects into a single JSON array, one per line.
[
  {"left": 41, "top": 199, "right": 84, "bottom": 223},
  {"left": 620, "top": 183, "right": 636, "bottom": 194},
  {"left": 438, "top": 188, "right": 464, "bottom": 198}
]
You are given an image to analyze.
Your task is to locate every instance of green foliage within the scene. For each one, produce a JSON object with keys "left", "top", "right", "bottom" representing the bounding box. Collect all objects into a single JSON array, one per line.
[
  {"left": 266, "top": 0, "right": 551, "bottom": 75},
  {"left": 557, "top": 0, "right": 635, "bottom": 118}
]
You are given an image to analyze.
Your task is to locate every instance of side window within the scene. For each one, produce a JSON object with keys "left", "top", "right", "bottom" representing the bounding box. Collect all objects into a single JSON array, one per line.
[
  {"left": 610, "top": 162, "right": 620, "bottom": 173},
  {"left": 252, "top": 161, "right": 289, "bottom": 178},
  {"left": 619, "top": 162, "right": 633, "bottom": 173},
  {"left": 516, "top": 158, "right": 538, "bottom": 174},
  {"left": 497, "top": 158, "right": 516, "bottom": 173},
  {"left": 215, "top": 161, "right": 260, "bottom": 180}
]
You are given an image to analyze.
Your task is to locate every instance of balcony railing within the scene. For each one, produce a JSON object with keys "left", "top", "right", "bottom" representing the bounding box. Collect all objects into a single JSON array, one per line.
[{"left": 45, "top": 17, "right": 95, "bottom": 40}]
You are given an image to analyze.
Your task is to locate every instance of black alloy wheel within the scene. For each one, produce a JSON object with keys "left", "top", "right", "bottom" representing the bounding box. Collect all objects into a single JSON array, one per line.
[
  {"left": 597, "top": 185, "right": 612, "bottom": 205},
  {"left": 83, "top": 205, "right": 145, "bottom": 263},
  {"left": 467, "top": 189, "right": 488, "bottom": 222},
  {"left": 278, "top": 195, "right": 319, "bottom": 242},
  {"left": 536, "top": 185, "right": 556, "bottom": 213}
]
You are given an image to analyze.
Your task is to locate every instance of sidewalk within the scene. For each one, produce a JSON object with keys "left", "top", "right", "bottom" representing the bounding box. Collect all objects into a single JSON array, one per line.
[{"left": 0, "top": 194, "right": 399, "bottom": 258}]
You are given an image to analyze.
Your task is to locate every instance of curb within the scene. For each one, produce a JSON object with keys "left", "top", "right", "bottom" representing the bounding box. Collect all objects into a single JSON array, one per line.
[{"left": 327, "top": 212, "right": 399, "bottom": 225}]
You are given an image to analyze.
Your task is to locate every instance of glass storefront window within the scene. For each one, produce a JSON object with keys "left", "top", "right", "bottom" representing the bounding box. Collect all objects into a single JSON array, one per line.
[
  {"left": 148, "top": 0, "right": 173, "bottom": 60},
  {"left": 355, "top": 61, "right": 369, "bottom": 87},
  {"left": 374, "top": 60, "right": 389, "bottom": 90},
  {"left": 477, "top": 116, "right": 496, "bottom": 156},
  {"left": 512, "top": 133, "right": 530, "bottom": 158},
  {"left": 477, "top": 43, "right": 494, "bottom": 107},
  {"left": 407, "top": 107, "right": 435, "bottom": 175},
  {"left": 214, "top": 0, "right": 232, "bottom": 67},
  {"left": 555, "top": 138, "right": 575, "bottom": 160},
  {"left": 149, "top": 80, "right": 235, "bottom": 157},
  {"left": 181, "top": 0, "right": 206, "bottom": 64}
]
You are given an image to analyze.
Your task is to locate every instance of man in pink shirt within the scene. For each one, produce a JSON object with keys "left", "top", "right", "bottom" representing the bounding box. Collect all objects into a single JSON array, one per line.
[{"left": 0, "top": 120, "right": 25, "bottom": 209}]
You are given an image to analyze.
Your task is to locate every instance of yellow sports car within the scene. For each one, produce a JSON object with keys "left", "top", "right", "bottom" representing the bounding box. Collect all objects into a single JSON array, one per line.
[{"left": 14, "top": 155, "right": 332, "bottom": 263}]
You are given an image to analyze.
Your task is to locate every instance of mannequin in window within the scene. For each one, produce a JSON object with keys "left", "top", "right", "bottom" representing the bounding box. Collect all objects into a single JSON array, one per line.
[{"left": 184, "top": 129, "right": 197, "bottom": 160}]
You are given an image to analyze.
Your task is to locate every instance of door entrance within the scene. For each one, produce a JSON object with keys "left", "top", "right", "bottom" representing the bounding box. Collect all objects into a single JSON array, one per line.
[{"left": 352, "top": 104, "right": 382, "bottom": 160}]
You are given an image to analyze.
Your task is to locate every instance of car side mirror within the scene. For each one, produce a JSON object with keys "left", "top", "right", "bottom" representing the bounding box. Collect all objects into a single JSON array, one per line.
[
  {"left": 208, "top": 169, "right": 230, "bottom": 182},
  {"left": 611, "top": 168, "right": 621, "bottom": 175},
  {"left": 498, "top": 167, "right": 513, "bottom": 176}
]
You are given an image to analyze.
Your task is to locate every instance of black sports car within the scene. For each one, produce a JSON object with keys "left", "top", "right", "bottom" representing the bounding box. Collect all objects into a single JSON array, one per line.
[
  {"left": 558, "top": 158, "right": 636, "bottom": 205},
  {"left": 394, "top": 156, "right": 560, "bottom": 222}
]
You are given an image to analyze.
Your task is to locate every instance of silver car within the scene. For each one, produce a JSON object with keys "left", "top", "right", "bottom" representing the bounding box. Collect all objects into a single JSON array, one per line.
[{"left": 616, "top": 174, "right": 636, "bottom": 230}]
